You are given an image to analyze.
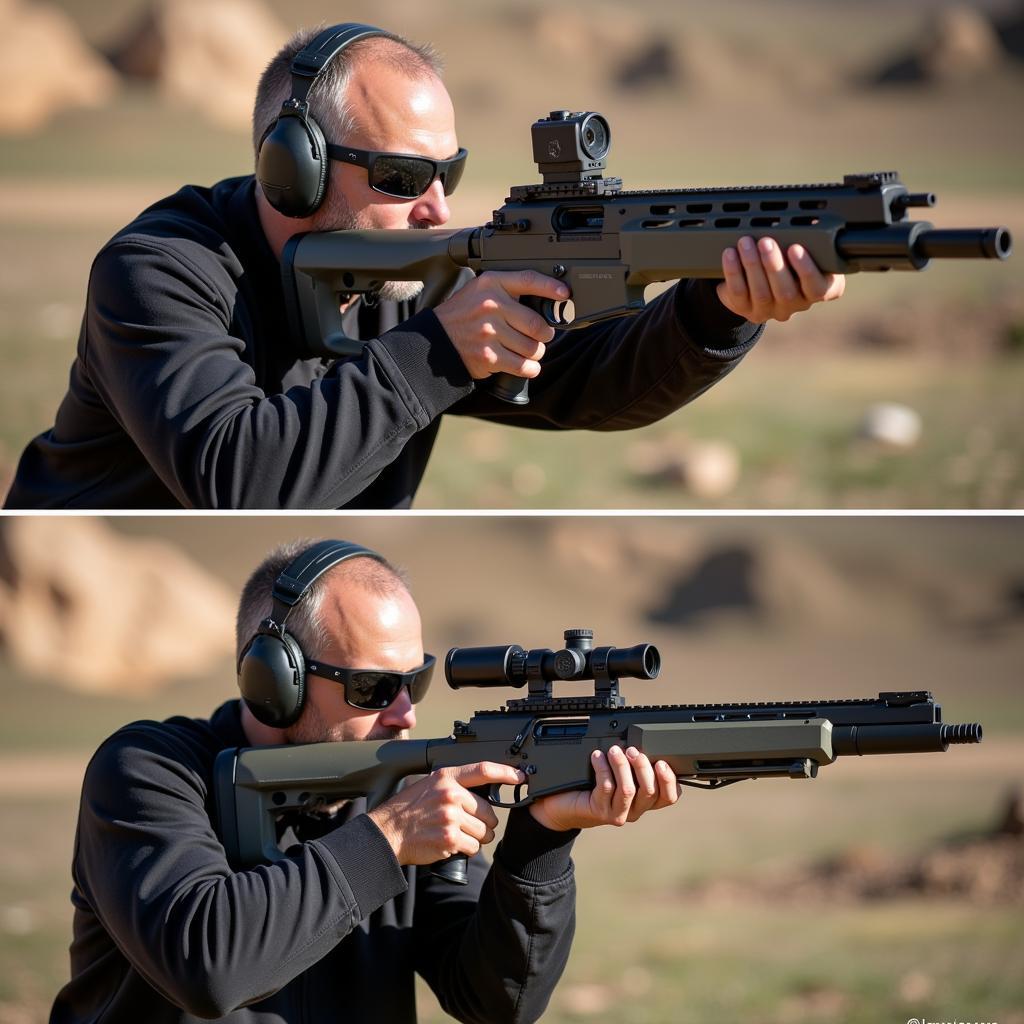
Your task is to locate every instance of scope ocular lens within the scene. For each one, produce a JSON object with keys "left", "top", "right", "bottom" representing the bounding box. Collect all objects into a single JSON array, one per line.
[{"left": 643, "top": 646, "right": 660, "bottom": 677}]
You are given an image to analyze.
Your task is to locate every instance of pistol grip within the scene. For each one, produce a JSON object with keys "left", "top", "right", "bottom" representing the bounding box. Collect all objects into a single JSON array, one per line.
[
  {"left": 486, "top": 372, "right": 530, "bottom": 405},
  {"left": 430, "top": 854, "right": 470, "bottom": 885},
  {"left": 484, "top": 294, "right": 567, "bottom": 406}
]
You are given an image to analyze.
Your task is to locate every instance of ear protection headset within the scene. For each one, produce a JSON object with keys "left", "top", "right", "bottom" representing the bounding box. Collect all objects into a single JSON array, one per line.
[
  {"left": 257, "top": 22, "right": 391, "bottom": 218},
  {"left": 237, "top": 539, "right": 387, "bottom": 728}
]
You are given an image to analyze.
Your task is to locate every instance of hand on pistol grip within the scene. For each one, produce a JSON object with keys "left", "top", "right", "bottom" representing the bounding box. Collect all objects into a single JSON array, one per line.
[
  {"left": 485, "top": 291, "right": 571, "bottom": 405},
  {"left": 367, "top": 763, "right": 523, "bottom": 883}
]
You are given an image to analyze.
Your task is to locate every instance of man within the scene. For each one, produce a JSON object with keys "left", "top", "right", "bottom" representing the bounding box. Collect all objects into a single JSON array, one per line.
[
  {"left": 50, "top": 540, "right": 681, "bottom": 1023},
  {"left": 6, "top": 26, "right": 843, "bottom": 508}
]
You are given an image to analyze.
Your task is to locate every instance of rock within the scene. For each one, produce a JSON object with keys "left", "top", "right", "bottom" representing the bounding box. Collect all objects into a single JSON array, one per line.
[
  {"left": 625, "top": 436, "right": 740, "bottom": 500},
  {"left": 920, "top": 5, "right": 1006, "bottom": 82},
  {"left": 559, "top": 983, "right": 612, "bottom": 1016},
  {"left": 107, "top": 0, "right": 288, "bottom": 130},
  {"left": 858, "top": 402, "right": 923, "bottom": 449},
  {"left": 870, "top": 5, "right": 1006, "bottom": 85},
  {"left": 0, "top": 0, "right": 118, "bottom": 134},
  {"left": 0, "top": 518, "right": 235, "bottom": 693},
  {"left": 614, "top": 38, "right": 678, "bottom": 91},
  {"left": 677, "top": 440, "right": 741, "bottom": 500},
  {"left": 528, "top": 7, "right": 646, "bottom": 65},
  {"left": 648, "top": 535, "right": 858, "bottom": 631},
  {"left": 899, "top": 970, "right": 935, "bottom": 1003}
]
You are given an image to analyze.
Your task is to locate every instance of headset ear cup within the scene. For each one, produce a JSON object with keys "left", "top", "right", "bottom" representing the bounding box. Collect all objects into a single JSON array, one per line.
[
  {"left": 277, "top": 631, "right": 307, "bottom": 726},
  {"left": 305, "top": 115, "right": 329, "bottom": 214},
  {"left": 238, "top": 629, "right": 307, "bottom": 728},
  {"left": 256, "top": 113, "right": 329, "bottom": 218}
]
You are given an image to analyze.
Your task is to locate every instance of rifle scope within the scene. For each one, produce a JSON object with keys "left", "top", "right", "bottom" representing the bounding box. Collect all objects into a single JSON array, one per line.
[{"left": 445, "top": 628, "right": 660, "bottom": 689}]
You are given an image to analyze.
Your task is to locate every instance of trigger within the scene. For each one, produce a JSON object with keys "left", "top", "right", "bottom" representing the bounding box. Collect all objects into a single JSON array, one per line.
[
  {"left": 522, "top": 295, "right": 568, "bottom": 329},
  {"left": 485, "top": 782, "right": 531, "bottom": 809},
  {"left": 542, "top": 299, "right": 571, "bottom": 328}
]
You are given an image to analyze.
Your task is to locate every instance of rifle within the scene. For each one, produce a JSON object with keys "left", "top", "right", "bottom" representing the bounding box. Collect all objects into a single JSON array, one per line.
[
  {"left": 282, "top": 109, "right": 1012, "bottom": 404},
  {"left": 214, "top": 628, "right": 983, "bottom": 882}
]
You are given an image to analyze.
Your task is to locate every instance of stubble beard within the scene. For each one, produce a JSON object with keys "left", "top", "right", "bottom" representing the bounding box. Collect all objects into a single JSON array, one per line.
[
  {"left": 285, "top": 698, "right": 409, "bottom": 745},
  {"left": 315, "top": 191, "right": 426, "bottom": 305}
]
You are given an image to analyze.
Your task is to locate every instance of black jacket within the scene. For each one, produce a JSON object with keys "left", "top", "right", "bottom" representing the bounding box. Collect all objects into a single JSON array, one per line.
[
  {"left": 50, "top": 701, "right": 580, "bottom": 1024},
  {"left": 6, "top": 176, "right": 762, "bottom": 509}
]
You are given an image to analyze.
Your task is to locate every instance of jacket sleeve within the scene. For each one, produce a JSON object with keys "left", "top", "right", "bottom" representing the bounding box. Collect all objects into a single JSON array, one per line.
[
  {"left": 450, "top": 278, "right": 763, "bottom": 429},
  {"left": 81, "top": 238, "right": 474, "bottom": 508},
  {"left": 73, "top": 727, "right": 410, "bottom": 1019},
  {"left": 412, "top": 810, "right": 580, "bottom": 1024}
]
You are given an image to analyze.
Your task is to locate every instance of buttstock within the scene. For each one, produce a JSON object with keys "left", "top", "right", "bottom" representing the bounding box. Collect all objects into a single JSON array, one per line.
[{"left": 213, "top": 740, "right": 431, "bottom": 868}]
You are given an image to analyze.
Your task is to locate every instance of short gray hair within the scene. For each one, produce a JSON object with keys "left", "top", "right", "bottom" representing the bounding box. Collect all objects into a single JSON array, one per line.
[
  {"left": 235, "top": 539, "right": 410, "bottom": 663},
  {"left": 252, "top": 26, "right": 445, "bottom": 162}
]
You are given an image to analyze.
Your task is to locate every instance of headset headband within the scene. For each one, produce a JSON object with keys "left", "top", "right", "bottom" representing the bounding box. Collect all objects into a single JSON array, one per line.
[
  {"left": 267, "top": 540, "right": 386, "bottom": 633},
  {"left": 288, "top": 23, "right": 393, "bottom": 105}
]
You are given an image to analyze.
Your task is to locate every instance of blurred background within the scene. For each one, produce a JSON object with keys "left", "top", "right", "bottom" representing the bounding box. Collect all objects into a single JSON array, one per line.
[
  {"left": 0, "top": 514, "right": 1020, "bottom": 1023},
  {"left": 1, "top": 0, "right": 1023, "bottom": 508}
]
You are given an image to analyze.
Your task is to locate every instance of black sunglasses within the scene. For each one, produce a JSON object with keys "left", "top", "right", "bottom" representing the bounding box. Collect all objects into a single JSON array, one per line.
[
  {"left": 305, "top": 653, "right": 436, "bottom": 710},
  {"left": 325, "top": 143, "right": 467, "bottom": 199}
]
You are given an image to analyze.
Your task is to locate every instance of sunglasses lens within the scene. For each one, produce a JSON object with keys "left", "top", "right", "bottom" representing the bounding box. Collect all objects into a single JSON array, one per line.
[
  {"left": 371, "top": 157, "right": 435, "bottom": 199},
  {"left": 440, "top": 153, "right": 466, "bottom": 196},
  {"left": 340, "top": 655, "right": 435, "bottom": 709},
  {"left": 408, "top": 660, "right": 435, "bottom": 703},
  {"left": 346, "top": 671, "right": 403, "bottom": 709}
]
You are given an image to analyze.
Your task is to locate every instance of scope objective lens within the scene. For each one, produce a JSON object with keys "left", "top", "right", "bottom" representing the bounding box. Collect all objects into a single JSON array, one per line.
[{"left": 580, "top": 114, "right": 609, "bottom": 160}]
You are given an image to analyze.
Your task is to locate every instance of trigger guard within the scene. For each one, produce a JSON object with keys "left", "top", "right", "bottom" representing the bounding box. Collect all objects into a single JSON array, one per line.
[
  {"left": 522, "top": 295, "right": 570, "bottom": 329},
  {"left": 486, "top": 782, "right": 531, "bottom": 809}
]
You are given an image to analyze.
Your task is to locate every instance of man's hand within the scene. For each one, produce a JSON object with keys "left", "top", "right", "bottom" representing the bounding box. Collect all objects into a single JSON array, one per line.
[
  {"left": 528, "top": 745, "right": 682, "bottom": 832},
  {"left": 434, "top": 270, "right": 568, "bottom": 380},
  {"left": 367, "top": 761, "right": 524, "bottom": 866},
  {"left": 717, "top": 236, "right": 846, "bottom": 323}
]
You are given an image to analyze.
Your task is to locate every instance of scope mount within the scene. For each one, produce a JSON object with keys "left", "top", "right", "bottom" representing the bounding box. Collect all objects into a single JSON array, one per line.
[
  {"left": 505, "top": 176, "right": 624, "bottom": 204},
  {"left": 445, "top": 627, "right": 661, "bottom": 715},
  {"left": 505, "top": 628, "right": 633, "bottom": 712},
  {"left": 497, "top": 108, "right": 623, "bottom": 207}
]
